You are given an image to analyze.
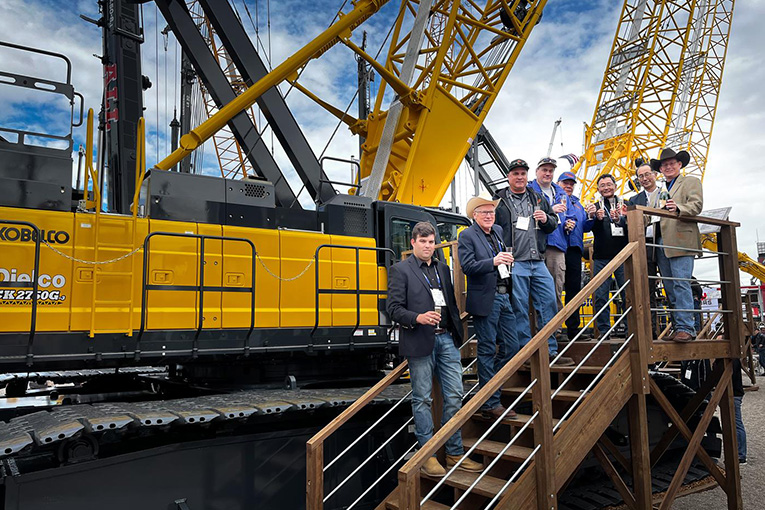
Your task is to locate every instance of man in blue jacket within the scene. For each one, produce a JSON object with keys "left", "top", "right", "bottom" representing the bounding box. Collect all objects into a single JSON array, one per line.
[
  {"left": 458, "top": 196, "right": 518, "bottom": 419},
  {"left": 530, "top": 157, "right": 568, "bottom": 312},
  {"left": 557, "top": 172, "right": 588, "bottom": 340}
]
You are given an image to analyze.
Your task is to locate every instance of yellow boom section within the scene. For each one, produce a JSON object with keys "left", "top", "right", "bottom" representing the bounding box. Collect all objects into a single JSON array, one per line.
[
  {"left": 573, "top": 0, "right": 734, "bottom": 202},
  {"left": 358, "top": 0, "right": 548, "bottom": 206}
]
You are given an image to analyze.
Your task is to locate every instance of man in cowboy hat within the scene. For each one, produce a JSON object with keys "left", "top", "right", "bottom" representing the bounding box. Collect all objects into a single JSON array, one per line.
[
  {"left": 387, "top": 221, "right": 484, "bottom": 476},
  {"left": 493, "top": 159, "right": 575, "bottom": 366},
  {"left": 458, "top": 195, "right": 518, "bottom": 419},
  {"left": 650, "top": 148, "right": 703, "bottom": 342}
]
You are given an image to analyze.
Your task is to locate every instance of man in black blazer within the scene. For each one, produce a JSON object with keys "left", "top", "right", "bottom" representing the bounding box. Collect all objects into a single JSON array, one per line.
[
  {"left": 628, "top": 162, "right": 661, "bottom": 336},
  {"left": 387, "top": 222, "right": 482, "bottom": 477},
  {"left": 458, "top": 196, "right": 518, "bottom": 419}
]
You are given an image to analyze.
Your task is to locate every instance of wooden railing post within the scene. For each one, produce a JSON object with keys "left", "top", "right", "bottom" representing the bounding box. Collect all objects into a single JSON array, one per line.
[
  {"left": 306, "top": 442, "right": 323, "bottom": 510},
  {"left": 624, "top": 208, "right": 652, "bottom": 509},
  {"left": 530, "top": 348, "right": 556, "bottom": 510},
  {"left": 717, "top": 225, "right": 744, "bottom": 357},
  {"left": 398, "top": 470, "right": 421, "bottom": 510}
]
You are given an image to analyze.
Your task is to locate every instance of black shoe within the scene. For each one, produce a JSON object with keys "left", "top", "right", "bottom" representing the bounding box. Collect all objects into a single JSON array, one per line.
[{"left": 739, "top": 457, "right": 747, "bottom": 465}]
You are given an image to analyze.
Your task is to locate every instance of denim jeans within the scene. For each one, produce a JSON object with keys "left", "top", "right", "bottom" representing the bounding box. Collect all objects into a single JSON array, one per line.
[
  {"left": 511, "top": 260, "right": 559, "bottom": 354},
  {"left": 592, "top": 259, "right": 625, "bottom": 336},
  {"left": 473, "top": 292, "right": 519, "bottom": 410},
  {"left": 407, "top": 332, "right": 464, "bottom": 456},
  {"left": 734, "top": 396, "right": 746, "bottom": 461},
  {"left": 656, "top": 240, "right": 696, "bottom": 334}
]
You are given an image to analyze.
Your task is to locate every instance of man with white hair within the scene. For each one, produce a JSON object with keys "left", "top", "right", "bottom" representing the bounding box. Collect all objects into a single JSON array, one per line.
[{"left": 458, "top": 195, "right": 518, "bottom": 419}]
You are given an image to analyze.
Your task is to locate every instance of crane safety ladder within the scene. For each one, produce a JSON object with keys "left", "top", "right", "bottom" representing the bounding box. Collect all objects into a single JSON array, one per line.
[{"left": 307, "top": 207, "right": 747, "bottom": 510}]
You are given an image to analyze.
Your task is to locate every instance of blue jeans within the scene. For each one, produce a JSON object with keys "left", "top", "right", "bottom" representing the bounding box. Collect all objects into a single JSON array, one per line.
[
  {"left": 512, "top": 260, "right": 559, "bottom": 355},
  {"left": 656, "top": 240, "right": 696, "bottom": 334},
  {"left": 734, "top": 396, "right": 746, "bottom": 461},
  {"left": 592, "top": 259, "right": 625, "bottom": 336},
  {"left": 473, "top": 292, "right": 519, "bottom": 410},
  {"left": 407, "top": 332, "right": 464, "bottom": 456}
]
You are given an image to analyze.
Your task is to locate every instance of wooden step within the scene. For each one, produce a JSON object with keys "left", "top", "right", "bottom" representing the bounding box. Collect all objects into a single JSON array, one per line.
[
  {"left": 421, "top": 470, "right": 509, "bottom": 498},
  {"left": 472, "top": 411, "right": 560, "bottom": 428},
  {"left": 386, "top": 498, "right": 449, "bottom": 510},
  {"left": 463, "top": 438, "right": 533, "bottom": 463},
  {"left": 502, "top": 386, "right": 583, "bottom": 402}
]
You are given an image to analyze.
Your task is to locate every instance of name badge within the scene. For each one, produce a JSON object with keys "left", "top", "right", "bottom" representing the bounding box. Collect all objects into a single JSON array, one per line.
[
  {"left": 516, "top": 216, "right": 530, "bottom": 231},
  {"left": 611, "top": 223, "right": 624, "bottom": 236},
  {"left": 431, "top": 289, "right": 447, "bottom": 307},
  {"left": 645, "top": 224, "right": 654, "bottom": 238}
]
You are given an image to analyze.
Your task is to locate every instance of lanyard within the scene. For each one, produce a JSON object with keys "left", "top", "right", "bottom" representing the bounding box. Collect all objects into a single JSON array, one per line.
[
  {"left": 667, "top": 177, "right": 678, "bottom": 191},
  {"left": 508, "top": 191, "right": 531, "bottom": 217},
  {"left": 421, "top": 265, "right": 442, "bottom": 289},
  {"left": 484, "top": 230, "right": 505, "bottom": 256}
]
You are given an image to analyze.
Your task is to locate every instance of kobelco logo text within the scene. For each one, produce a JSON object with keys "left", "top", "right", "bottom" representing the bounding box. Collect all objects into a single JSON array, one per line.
[{"left": 0, "top": 228, "right": 70, "bottom": 244}]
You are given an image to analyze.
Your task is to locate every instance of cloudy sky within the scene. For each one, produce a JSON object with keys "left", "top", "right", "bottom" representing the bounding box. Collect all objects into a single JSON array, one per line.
[{"left": 1, "top": 0, "right": 763, "bottom": 282}]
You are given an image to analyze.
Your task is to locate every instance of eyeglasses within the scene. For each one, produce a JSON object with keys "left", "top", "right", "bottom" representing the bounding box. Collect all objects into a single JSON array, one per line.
[
  {"left": 474, "top": 210, "right": 496, "bottom": 216},
  {"left": 637, "top": 173, "right": 654, "bottom": 180}
]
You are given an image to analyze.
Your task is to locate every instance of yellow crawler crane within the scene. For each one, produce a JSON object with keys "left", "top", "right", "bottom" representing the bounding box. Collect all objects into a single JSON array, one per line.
[{"left": 571, "top": 0, "right": 734, "bottom": 202}]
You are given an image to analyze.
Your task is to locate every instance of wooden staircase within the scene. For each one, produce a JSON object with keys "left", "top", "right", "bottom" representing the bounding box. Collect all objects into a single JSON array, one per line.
[{"left": 307, "top": 207, "right": 746, "bottom": 510}]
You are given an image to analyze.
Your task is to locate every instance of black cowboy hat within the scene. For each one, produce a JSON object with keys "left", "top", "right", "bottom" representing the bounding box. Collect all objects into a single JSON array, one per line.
[{"left": 650, "top": 148, "right": 690, "bottom": 173}]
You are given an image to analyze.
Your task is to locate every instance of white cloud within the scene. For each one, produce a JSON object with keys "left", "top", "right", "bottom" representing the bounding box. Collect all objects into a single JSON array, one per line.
[{"left": 3, "top": 0, "right": 763, "bottom": 284}]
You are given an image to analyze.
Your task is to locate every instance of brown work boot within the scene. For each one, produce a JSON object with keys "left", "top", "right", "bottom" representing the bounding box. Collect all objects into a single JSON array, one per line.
[
  {"left": 671, "top": 331, "right": 696, "bottom": 343},
  {"left": 553, "top": 354, "right": 575, "bottom": 367},
  {"left": 421, "top": 456, "right": 446, "bottom": 477},
  {"left": 446, "top": 454, "right": 484, "bottom": 473},
  {"left": 482, "top": 404, "right": 517, "bottom": 420}
]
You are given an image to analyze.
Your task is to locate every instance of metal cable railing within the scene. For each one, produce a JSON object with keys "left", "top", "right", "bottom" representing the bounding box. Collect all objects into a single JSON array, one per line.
[
  {"left": 554, "top": 335, "right": 634, "bottom": 433},
  {"left": 323, "top": 335, "right": 479, "bottom": 505},
  {"left": 421, "top": 381, "right": 539, "bottom": 506},
  {"left": 449, "top": 413, "right": 540, "bottom": 510},
  {"left": 644, "top": 242, "right": 728, "bottom": 256},
  {"left": 554, "top": 306, "right": 633, "bottom": 399},
  {"left": 343, "top": 360, "right": 482, "bottom": 510},
  {"left": 554, "top": 279, "right": 631, "bottom": 364}
]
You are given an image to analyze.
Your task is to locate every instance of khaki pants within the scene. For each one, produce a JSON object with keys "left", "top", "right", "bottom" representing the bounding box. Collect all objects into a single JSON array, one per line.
[{"left": 544, "top": 247, "right": 566, "bottom": 311}]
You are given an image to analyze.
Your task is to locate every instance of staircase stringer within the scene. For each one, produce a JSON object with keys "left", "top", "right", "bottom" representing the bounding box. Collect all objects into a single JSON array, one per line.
[{"left": 497, "top": 351, "right": 635, "bottom": 509}]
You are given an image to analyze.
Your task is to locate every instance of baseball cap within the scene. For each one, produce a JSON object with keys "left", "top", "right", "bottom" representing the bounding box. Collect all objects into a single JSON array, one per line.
[
  {"left": 507, "top": 159, "right": 529, "bottom": 172},
  {"left": 558, "top": 171, "right": 577, "bottom": 183},
  {"left": 537, "top": 157, "right": 557, "bottom": 168}
]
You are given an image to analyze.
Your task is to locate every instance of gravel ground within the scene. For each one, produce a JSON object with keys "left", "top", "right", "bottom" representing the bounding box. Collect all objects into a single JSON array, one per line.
[{"left": 671, "top": 371, "right": 762, "bottom": 509}]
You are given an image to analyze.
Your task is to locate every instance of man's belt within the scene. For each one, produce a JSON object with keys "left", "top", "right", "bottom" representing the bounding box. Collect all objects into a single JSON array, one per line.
[
  {"left": 434, "top": 328, "right": 447, "bottom": 334},
  {"left": 496, "top": 284, "right": 508, "bottom": 294}
]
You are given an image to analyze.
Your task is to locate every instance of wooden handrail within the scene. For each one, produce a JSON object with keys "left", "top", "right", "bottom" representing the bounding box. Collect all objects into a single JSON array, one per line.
[
  {"left": 627, "top": 205, "right": 740, "bottom": 227},
  {"left": 397, "top": 242, "right": 639, "bottom": 486},
  {"left": 306, "top": 359, "right": 409, "bottom": 510}
]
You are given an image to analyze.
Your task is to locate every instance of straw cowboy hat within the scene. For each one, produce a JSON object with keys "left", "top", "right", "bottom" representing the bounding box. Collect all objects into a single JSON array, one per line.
[
  {"left": 466, "top": 195, "right": 500, "bottom": 218},
  {"left": 650, "top": 148, "right": 691, "bottom": 173}
]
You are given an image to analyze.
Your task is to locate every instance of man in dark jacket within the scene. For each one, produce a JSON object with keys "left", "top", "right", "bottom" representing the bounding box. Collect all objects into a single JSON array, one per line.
[
  {"left": 557, "top": 171, "right": 588, "bottom": 339},
  {"left": 584, "top": 174, "right": 628, "bottom": 338},
  {"left": 494, "top": 159, "right": 574, "bottom": 366},
  {"left": 628, "top": 163, "right": 661, "bottom": 336},
  {"left": 387, "top": 222, "right": 482, "bottom": 477},
  {"left": 458, "top": 196, "right": 518, "bottom": 419}
]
